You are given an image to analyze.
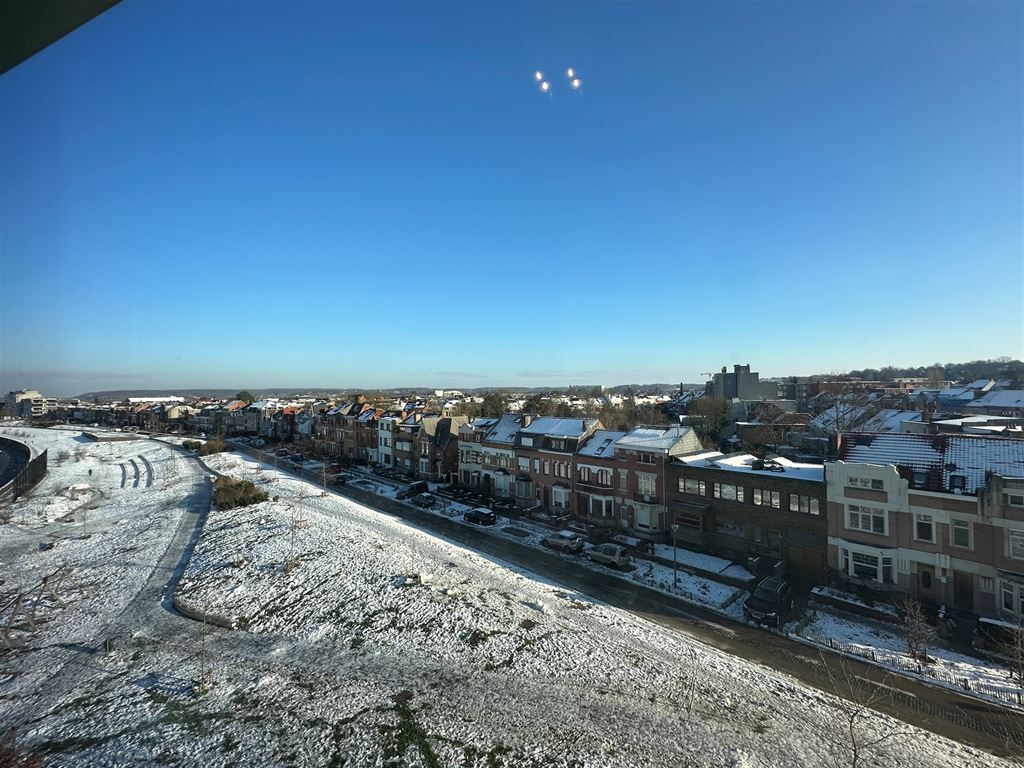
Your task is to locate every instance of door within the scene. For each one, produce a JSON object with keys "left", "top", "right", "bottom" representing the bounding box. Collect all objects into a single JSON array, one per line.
[
  {"left": 918, "top": 564, "right": 935, "bottom": 600},
  {"left": 953, "top": 571, "right": 974, "bottom": 611}
]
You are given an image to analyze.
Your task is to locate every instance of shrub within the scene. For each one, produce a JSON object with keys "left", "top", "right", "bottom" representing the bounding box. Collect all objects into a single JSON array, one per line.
[
  {"left": 199, "top": 439, "right": 227, "bottom": 456},
  {"left": 213, "top": 477, "right": 268, "bottom": 510},
  {"left": 182, "top": 440, "right": 201, "bottom": 450}
]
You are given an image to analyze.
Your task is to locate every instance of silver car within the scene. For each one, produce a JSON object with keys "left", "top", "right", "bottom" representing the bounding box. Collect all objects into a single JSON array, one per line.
[
  {"left": 586, "top": 543, "right": 630, "bottom": 569},
  {"left": 542, "top": 530, "right": 585, "bottom": 554}
]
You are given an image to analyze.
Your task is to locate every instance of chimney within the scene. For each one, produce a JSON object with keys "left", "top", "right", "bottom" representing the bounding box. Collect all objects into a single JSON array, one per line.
[{"left": 721, "top": 367, "right": 727, "bottom": 374}]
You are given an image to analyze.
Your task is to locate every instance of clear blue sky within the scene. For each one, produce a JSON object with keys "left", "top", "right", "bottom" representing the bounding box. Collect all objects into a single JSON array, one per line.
[{"left": 1, "top": 1, "right": 1021, "bottom": 396}]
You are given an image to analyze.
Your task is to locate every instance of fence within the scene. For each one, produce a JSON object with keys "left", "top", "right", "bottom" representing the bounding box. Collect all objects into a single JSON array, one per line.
[
  {"left": 0, "top": 441, "right": 47, "bottom": 502},
  {"left": 809, "top": 630, "right": 1024, "bottom": 707}
]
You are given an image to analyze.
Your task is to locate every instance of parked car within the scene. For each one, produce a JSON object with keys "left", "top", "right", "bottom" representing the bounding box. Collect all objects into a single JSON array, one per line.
[
  {"left": 411, "top": 493, "right": 436, "bottom": 509},
  {"left": 586, "top": 543, "right": 630, "bottom": 569},
  {"left": 972, "top": 616, "right": 1021, "bottom": 661},
  {"left": 463, "top": 507, "right": 497, "bottom": 526},
  {"left": 742, "top": 576, "right": 794, "bottom": 627},
  {"left": 543, "top": 530, "right": 585, "bottom": 554},
  {"left": 397, "top": 481, "right": 430, "bottom": 500}
]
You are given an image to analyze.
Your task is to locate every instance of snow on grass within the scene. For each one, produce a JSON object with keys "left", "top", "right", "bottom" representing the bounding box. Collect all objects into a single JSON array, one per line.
[{"left": 797, "top": 608, "right": 1024, "bottom": 709}]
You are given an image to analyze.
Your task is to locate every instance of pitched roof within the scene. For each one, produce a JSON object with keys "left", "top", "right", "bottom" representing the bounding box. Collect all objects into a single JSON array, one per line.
[
  {"left": 965, "top": 390, "right": 1024, "bottom": 409},
  {"left": 483, "top": 413, "right": 528, "bottom": 445},
  {"left": 577, "top": 429, "right": 627, "bottom": 458},
  {"left": 520, "top": 417, "right": 598, "bottom": 438},
  {"left": 838, "top": 432, "right": 1024, "bottom": 494},
  {"left": 617, "top": 425, "right": 696, "bottom": 452}
]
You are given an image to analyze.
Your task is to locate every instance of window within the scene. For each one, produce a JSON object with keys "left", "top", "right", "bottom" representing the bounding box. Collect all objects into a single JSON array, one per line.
[
  {"left": 634, "top": 506, "right": 656, "bottom": 530},
  {"left": 847, "top": 505, "right": 886, "bottom": 535},
  {"left": 911, "top": 470, "right": 928, "bottom": 487},
  {"left": 638, "top": 452, "right": 656, "bottom": 465},
  {"left": 579, "top": 466, "right": 591, "bottom": 482},
  {"left": 543, "top": 460, "right": 550, "bottom": 475},
  {"left": 715, "top": 518, "right": 745, "bottom": 538},
  {"left": 533, "top": 459, "right": 540, "bottom": 472},
  {"left": 618, "top": 468, "right": 628, "bottom": 488},
  {"left": 1009, "top": 530, "right": 1024, "bottom": 560},
  {"left": 852, "top": 552, "right": 879, "bottom": 580},
  {"left": 679, "top": 478, "right": 706, "bottom": 496},
  {"left": 849, "top": 476, "right": 884, "bottom": 491},
  {"left": 589, "top": 496, "right": 613, "bottom": 517},
  {"left": 951, "top": 519, "right": 971, "bottom": 548},
  {"left": 914, "top": 514, "right": 934, "bottom": 543},
  {"left": 637, "top": 473, "right": 656, "bottom": 498},
  {"left": 521, "top": 436, "right": 534, "bottom": 448},
  {"left": 597, "top": 469, "right": 611, "bottom": 487},
  {"left": 518, "top": 457, "right": 529, "bottom": 471},
  {"left": 551, "top": 438, "right": 565, "bottom": 451},
  {"left": 790, "top": 495, "right": 820, "bottom": 515},
  {"left": 515, "top": 479, "right": 532, "bottom": 498},
  {"left": 1006, "top": 493, "right": 1024, "bottom": 507},
  {"left": 713, "top": 483, "right": 744, "bottom": 502},
  {"left": 980, "top": 576, "right": 995, "bottom": 593},
  {"left": 552, "top": 486, "right": 569, "bottom": 510},
  {"left": 753, "top": 489, "right": 781, "bottom": 508}
]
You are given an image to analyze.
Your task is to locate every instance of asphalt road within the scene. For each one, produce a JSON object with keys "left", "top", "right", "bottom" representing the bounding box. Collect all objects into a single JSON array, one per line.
[{"left": 228, "top": 446, "right": 1023, "bottom": 760}]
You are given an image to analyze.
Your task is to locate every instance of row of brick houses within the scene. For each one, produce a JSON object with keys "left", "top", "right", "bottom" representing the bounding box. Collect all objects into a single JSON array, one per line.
[
  {"left": 453, "top": 416, "right": 1023, "bottom": 624},
  {"left": 44, "top": 394, "right": 1024, "bottom": 624}
]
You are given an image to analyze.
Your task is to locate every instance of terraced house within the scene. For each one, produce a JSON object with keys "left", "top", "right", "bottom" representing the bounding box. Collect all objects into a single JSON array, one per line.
[
  {"left": 458, "top": 414, "right": 531, "bottom": 498},
  {"left": 614, "top": 425, "right": 702, "bottom": 539},
  {"left": 574, "top": 429, "right": 626, "bottom": 528},
  {"left": 668, "top": 452, "right": 827, "bottom": 580},
  {"left": 828, "top": 432, "right": 1024, "bottom": 621},
  {"left": 514, "top": 417, "right": 601, "bottom": 514}
]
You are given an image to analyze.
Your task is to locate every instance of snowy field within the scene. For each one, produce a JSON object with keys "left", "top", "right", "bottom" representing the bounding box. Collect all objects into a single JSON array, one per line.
[{"left": 0, "top": 435, "right": 1015, "bottom": 766}]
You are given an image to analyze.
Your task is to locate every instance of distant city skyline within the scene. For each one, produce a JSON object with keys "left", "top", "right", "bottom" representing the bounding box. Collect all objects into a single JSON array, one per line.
[
  {"left": 2, "top": 355, "right": 1020, "bottom": 399},
  {"left": 1, "top": 2, "right": 1021, "bottom": 398}
]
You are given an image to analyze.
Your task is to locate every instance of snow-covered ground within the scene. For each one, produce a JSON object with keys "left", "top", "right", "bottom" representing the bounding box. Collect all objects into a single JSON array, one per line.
[
  {"left": 0, "top": 435, "right": 1015, "bottom": 766},
  {"left": 795, "top": 607, "right": 1024, "bottom": 710}
]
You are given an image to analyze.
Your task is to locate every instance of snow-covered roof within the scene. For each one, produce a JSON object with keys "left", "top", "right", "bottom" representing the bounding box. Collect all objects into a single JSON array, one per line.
[
  {"left": 577, "top": 429, "right": 627, "bottom": 458},
  {"left": 616, "top": 426, "right": 694, "bottom": 452},
  {"left": 483, "top": 413, "right": 526, "bottom": 445},
  {"left": 709, "top": 454, "right": 825, "bottom": 482},
  {"left": 675, "top": 451, "right": 726, "bottom": 466},
  {"left": 520, "top": 417, "right": 598, "bottom": 438},
  {"left": 965, "top": 390, "right": 1024, "bottom": 409},
  {"left": 839, "top": 433, "right": 1024, "bottom": 494},
  {"left": 856, "top": 409, "right": 922, "bottom": 433}
]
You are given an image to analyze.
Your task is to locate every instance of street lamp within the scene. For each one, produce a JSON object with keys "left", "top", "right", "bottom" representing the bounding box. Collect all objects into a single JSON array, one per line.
[{"left": 671, "top": 524, "right": 680, "bottom": 590}]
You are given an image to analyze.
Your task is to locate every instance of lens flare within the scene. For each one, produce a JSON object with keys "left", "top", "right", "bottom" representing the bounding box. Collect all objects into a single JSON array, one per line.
[
  {"left": 570, "top": 78, "right": 581, "bottom": 90},
  {"left": 534, "top": 70, "right": 543, "bottom": 81},
  {"left": 539, "top": 81, "right": 550, "bottom": 93},
  {"left": 567, "top": 67, "right": 575, "bottom": 78}
]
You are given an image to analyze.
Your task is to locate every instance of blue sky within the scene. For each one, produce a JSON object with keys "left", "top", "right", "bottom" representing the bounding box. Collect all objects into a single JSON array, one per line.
[{"left": 1, "top": 1, "right": 1021, "bottom": 396}]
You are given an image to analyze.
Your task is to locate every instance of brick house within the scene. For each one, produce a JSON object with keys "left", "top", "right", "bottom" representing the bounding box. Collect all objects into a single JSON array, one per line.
[
  {"left": 574, "top": 429, "right": 626, "bottom": 528},
  {"left": 514, "top": 417, "right": 602, "bottom": 514},
  {"left": 614, "top": 426, "right": 703, "bottom": 539},
  {"left": 416, "top": 415, "right": 468, "bottom": 481},
  {"left": 460, "top": 414, "right": 531, "bottom": 498},
  {"left": 828, "top": 432, "right": 1024, "bottom": 621},
  {"left": 393, "top": 412, "right": 424, "bottom": 476},
  {"left": 668, "top": 452, "right": 827, "bottom": 580}
]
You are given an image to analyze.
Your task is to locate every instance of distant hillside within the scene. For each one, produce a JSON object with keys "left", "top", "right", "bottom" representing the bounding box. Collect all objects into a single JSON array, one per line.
[{"left": 830, "top": 358, "right": 1023, "bottom": 383}]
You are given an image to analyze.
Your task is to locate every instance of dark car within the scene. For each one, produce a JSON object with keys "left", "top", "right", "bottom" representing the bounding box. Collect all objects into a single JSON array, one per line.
[
  {"left": 411, "top": 492, "right": 436, "bottom": 508},
  {"left": 463, "top": 507, "right": 497, "bottom": 526},
  {"left": 743, "top": 576, "right": 794, "bottom": 627},
  {"left": 397, "top": 481, "right": 429, "bottom": 500}
]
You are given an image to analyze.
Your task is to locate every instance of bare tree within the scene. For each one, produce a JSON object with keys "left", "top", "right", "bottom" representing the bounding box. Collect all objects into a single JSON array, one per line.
[
  {"left": 1003, "top": 618, "right": 1024, "bottom": 687},
  {"left": 819, "top": 650, "right": 910, "bottom": 768},
  {"left": 899, "top": 595, "right": 934, "bottom": 665}
]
